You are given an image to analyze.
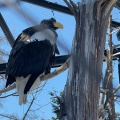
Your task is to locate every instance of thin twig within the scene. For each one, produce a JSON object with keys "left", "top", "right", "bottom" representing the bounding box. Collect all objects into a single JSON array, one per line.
[
  {"left": 0, "top": 36, "right": 6, "bottom": 41},
  {"left": 29, "top": 101, "right": 51, "bottom": 112},
  {"left": 104, "top": 84, "right": 120, "bottom": 108},
  {"left": 0, "top": 92, "right": 17, "bottom": 98},
  {"left": 114, "top": 94, "right": 120, "bottom": 98},
  {"left": 109, "top": 27, "right": 120, "bottom": 34},
  {"left": 100, "top": 88, "right": 113, "bottom": 93},
  {"left": 0, "top": 114, "right": 18, "bottom": 120},
  {"left": 33, "top": 81, "right": 47, "bottom": 100},
  {"left": 112, "top": 84, "right": 120, "bottom": 95},
  {"left": 23, "top": 96, "right": 35, "bottom": 120}
]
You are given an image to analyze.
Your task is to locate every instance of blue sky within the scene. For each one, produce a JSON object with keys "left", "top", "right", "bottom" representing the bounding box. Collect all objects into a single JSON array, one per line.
[
  {"left": 0, "top": 0, "right": 120, "bottom": 119},
  {"left": 0, "top": 1, "right": 75, "bottom": 119}
]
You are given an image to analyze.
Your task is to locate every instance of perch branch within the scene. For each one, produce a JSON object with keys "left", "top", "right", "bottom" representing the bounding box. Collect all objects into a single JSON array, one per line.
[
  {"left": 0, "top": 83, "right": 16, "bottom": 94},
  {"left": 41, "top": 58, "right": 70, "bottom": 81},
  {"left": 0, "top": 58, "right": 70, "bottom": 94}
]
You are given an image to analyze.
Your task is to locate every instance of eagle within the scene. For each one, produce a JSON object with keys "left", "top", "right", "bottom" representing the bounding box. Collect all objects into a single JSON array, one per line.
[{"left": 5, "top": 18, "right": 63, "bottom": 105}]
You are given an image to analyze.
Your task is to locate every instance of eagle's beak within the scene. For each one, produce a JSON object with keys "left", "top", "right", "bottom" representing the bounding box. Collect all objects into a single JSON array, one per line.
[{"left": 54, "top": 22, "right": 63, "bottom": 29}]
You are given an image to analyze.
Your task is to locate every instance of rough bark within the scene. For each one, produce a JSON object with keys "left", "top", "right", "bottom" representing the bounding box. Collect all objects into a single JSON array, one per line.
[{"left": 63, "top": 0, "right": 117, "bottom": 120}]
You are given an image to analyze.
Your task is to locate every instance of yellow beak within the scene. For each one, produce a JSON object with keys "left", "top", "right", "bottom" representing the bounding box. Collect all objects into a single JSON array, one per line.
[{"left": 54, "top": 22, "right": 63, "bottom": 29}]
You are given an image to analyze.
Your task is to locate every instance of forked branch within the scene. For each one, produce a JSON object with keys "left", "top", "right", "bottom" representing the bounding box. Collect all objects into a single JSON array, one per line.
[{"left": 63, "top": 0, "right": 78, "bottom": 18}]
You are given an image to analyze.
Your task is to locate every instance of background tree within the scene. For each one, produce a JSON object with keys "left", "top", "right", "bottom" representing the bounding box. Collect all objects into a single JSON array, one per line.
[{"left": 62, "top": 0, "right": 117, "bottom": 120}]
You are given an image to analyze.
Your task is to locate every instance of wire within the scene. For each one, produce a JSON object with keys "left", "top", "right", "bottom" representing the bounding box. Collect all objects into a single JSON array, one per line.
[
  {"left": 59, "top": 30, "right": 70, "bottom": 53},
  {"left": 52, "top": 10, "right": 55, "bottom": 18},
  {"left": 51, "top": 10, "right": 70, "bottom": 54}
]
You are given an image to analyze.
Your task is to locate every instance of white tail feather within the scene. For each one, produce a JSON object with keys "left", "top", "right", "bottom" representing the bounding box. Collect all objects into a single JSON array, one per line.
[{"left": 16, "top": 75, "right": 41, "bottom": 105}]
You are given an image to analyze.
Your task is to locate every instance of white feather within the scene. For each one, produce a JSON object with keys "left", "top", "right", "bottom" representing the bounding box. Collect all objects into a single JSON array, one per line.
[
  {"left": 16, "top": 75, "right": 41, "bottom": 105},
  {"left": 30, "top": 29, "right": 56, "bottom": 45}
]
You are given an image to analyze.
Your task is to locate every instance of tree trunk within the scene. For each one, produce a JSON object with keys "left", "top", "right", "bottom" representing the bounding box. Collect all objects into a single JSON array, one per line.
[{"left": 63, "top": 0, "right": 117, "bottom": 120}]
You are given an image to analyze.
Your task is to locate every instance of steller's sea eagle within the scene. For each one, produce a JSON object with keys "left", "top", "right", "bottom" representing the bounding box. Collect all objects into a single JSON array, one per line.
[{"left": 5, "top": 18, "right": 63, "bottom": 105}]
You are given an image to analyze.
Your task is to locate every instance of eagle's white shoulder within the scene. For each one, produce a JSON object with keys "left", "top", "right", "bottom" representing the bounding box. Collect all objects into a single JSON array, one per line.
[{"left": 30, "top": 29, "right": 56, "bottom": 45}]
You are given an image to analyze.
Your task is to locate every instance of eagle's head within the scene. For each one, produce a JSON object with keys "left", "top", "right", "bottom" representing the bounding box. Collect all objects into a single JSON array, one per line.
[{"left": 41, "top": 18, "right": 63, "bottom": 30}]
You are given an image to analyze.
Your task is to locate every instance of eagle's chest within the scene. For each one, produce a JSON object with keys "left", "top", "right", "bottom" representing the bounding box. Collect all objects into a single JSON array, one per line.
[{"left": 30, "top": 29, "right": 56, "bottom": 45}]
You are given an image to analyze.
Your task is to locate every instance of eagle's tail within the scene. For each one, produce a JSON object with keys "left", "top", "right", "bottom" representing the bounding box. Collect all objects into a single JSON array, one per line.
[
  {"left": 6, "top": 75, "right": 16, "bottom": 87},
  {"left": 16, "top": 76, "right": 30, "bottom": 105},
  {"left": 16, "top": 75, "right": 41, "bottom": 106},
  {"left": 24, "top": 74, "right": 40, "bottom": 94}
]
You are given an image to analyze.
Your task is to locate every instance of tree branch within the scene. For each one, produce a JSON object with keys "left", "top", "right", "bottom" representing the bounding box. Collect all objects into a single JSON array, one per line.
[
  {"left": 100, "top": 88, "right": 113, "bottom": 93},
  {"left": 112, "top": 44, "right": 120, "bottom": 49},
  {"left": 101, "top": 0, "right": 117, "bottom": 19},
  {"left": 63, "top": 0, "right": 77, "bottom": 17},
  {"left": 112, "top": 84, "right": 120, "bottom": 95},
  {"left": 0, "top": 113, "right": 18, "bottom": 120},
  {"left": 0, "top": 83, "right": 16, "bottom": 94},
  {"left": 23, "top": 96, "right": 35, "bottom": 120},
  {"left": 0, "top": 58, "right": 70, "bottom": 94},
  {"left": 41, "top": 58, "right": 70, "bottom": 81},
  {"left": 112, "top": 52, "right": 120, "bottom": 57},
  {"left": 104, "top": 84, "right": 120, "bottom": 108},
  {"left": 99, "top": 0, "right": 107, "bottom": 6},
  {"left": 0, "top": 92, "right": 17, "bottom": 98}
]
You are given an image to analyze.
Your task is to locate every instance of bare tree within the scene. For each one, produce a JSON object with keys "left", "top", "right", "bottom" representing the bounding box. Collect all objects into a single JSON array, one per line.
[{"left": 62, "top": 0, "right": 117, "bottom": 120}]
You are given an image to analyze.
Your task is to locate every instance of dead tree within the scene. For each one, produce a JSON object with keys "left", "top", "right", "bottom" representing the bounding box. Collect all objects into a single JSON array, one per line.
[{"left": 62, "top": 0, "right": 117, "bottom": 120}]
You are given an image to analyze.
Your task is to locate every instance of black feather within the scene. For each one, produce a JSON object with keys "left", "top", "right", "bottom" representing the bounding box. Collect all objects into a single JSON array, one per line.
[
  {"left": 5, "top": 75, "right": 16, "bottom": 87},
  {"left": 24, "top": 73, "right": 40, "bottom": 94},
  {"left": 6, "top": 40, "right": 54, "bottom": 87}
]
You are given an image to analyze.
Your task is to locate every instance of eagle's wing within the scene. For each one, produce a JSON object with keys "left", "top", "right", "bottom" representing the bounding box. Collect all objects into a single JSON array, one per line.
[{"left": 6, "top": 37, "right": 54, "bottom": 87}]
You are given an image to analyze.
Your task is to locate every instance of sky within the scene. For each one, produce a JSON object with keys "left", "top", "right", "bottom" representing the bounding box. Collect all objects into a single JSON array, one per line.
[
  {"left": 0, "top": 0, "right": 120, "bottom": 119},
  {"left": 0, "top": 0, "right": 75, "bottom": 119}
]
